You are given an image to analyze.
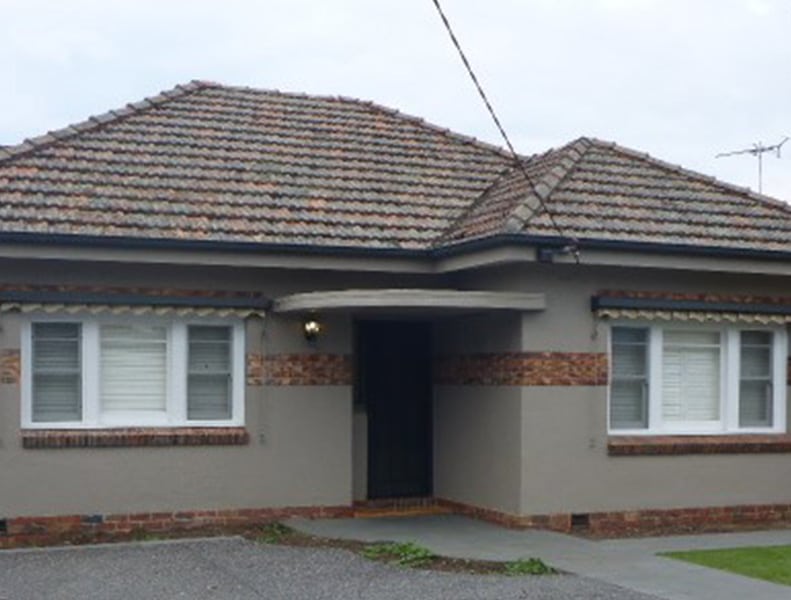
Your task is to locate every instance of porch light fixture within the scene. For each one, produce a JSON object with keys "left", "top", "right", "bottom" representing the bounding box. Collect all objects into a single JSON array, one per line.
[{"left": 303, "top": 317, "right": 322, "bottom": 342}]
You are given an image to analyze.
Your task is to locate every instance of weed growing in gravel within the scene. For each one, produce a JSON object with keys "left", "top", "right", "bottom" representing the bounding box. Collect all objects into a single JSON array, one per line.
[
  {"left": 504, "top": 558, "right": 557, "bottom": 576},
  {"left": 257, "top": 522, "right": 294, "bottom": 544},
  {"left": 362, "top": 542, "right": 436, "bottom": 567}
]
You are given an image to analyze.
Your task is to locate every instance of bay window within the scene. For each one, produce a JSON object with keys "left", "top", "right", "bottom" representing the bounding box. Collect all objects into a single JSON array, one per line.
[
  {"left": 22, "top": 317, "right": 245, "bottom": 428},
  {"left": 609, "top": 324, "right": 787, "bottom": 434}
]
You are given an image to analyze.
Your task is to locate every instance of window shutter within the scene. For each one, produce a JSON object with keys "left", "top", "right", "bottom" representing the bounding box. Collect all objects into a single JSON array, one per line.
[
  {"left": 32, "top": 323, "right": 82, "bottom": 422},
  {"left": 187, "top": 326, "right": 232, "bottom": 420},
  {"left": 100, "top": 325, "right": 167, "bottom": 412},
  {"left": 610, "top": 327, "right": 649, "bottom": 429},
  {"left": 662, "top": 331, "right": 720, "bottom": 422},
  {"left": 739, "top": 331, "right": 773, "bottom": 427}
]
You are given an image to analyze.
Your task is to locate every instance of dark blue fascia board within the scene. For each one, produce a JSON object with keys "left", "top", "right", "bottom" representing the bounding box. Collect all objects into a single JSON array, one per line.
[
  {"left": 592, "top": 295, "right": 791, "bottom": 315},
  {"left": 0, "top": 231, "right": 790, "bottom": 264},
  {"left": 0, "top": 290, "right": 272, "bottom": 310}
]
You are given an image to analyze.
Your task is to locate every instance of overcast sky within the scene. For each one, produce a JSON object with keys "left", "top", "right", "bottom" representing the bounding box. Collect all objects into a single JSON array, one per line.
[{"left": 1, "top": 0, "right": 789, "bottom": 201}]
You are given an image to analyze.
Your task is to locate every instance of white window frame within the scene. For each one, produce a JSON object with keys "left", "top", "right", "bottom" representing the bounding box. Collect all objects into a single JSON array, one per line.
[
  {"left": 21, "top": 314, "right": 245, "bottom": 429},
  {"left": 607, "top": 321, "right": 787, "bottom": 435}
]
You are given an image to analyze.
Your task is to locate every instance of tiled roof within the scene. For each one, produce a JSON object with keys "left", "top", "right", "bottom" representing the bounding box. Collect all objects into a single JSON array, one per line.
[
  {"left": 0, "top": 81, "right": 513, "bottom": 250},
  {"left": 448, "top": 137, "right": 791, "bottom": 254},
  {"left": 1, "top": 81, "right": 789, "bottom": 256}
]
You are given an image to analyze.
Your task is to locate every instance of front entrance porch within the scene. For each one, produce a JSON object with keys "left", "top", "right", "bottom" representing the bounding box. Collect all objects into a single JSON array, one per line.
[{"left": 272, "top": 287, "right": 546, "bottom": 513}]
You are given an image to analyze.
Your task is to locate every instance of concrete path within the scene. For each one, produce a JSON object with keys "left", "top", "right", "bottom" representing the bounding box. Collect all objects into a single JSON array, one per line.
[{"left": 288, "top": 515, "right": 791, "bottom": 600}]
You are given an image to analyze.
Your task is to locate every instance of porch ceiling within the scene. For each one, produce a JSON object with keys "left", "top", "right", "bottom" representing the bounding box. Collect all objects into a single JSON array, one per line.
[{"left": 272, "top": 289, "right": 545, "bottom": 314}]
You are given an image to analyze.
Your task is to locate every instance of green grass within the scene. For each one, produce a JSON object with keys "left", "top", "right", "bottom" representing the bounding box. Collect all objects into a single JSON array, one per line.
[{"left": 662, "top": 545, "right": 791, "bottom": 586}]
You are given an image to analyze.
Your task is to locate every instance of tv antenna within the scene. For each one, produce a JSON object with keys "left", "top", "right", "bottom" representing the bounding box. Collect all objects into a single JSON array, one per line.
[{"left": 716, "top": 137, "right": 788, "bottom": 194}]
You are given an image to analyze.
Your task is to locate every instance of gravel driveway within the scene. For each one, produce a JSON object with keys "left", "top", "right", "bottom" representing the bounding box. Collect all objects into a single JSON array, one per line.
[{"left": 0, "top": 537, "right": 661, "bottom": 600}]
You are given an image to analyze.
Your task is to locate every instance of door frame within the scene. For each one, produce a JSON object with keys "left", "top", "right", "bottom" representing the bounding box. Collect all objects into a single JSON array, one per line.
[{"left": 354, "top": 318, "right": 433, "bottom": 500}]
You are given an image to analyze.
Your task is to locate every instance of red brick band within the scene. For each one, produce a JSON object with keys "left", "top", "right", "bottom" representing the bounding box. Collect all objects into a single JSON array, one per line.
[
  {"left": 3, "top": 499, "right": 791, "bottom": 548},
  {"left": 0, "top": 504, "right": 352, "bottom": 549},
  {"left": 0, "top": 349, "right": 20, "bottom": 384},
  {"left": 586, "top": 504, "right": 791, "bottom": 537},
  {"left": 21, "top": 427, "right": 249, "bottom": 449},
  {"left": 437, "top": 497, "right": 791, "bottom": 537},
  {"left": 0, "top": 283, "right": 265, "bottom": 302},
  {"left": 246, "top": 353, "right": 264, "bottom": 386},
  {"left": 608, "top": 434, "right": 791, "bottom": 456},
  {"left": 264, "top": 353, "right": 353, "bottom": 386},
  {"left": 434, "top": 352, "right": 608, "bottom": 386},
  {"left": 597, "top": 289, "right": 791, "bottom": 306}
]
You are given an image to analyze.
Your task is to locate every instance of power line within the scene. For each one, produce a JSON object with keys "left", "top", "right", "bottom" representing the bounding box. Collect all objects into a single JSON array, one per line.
[{"left": 429, "top": 0, "right": 579, "bottom": 261}]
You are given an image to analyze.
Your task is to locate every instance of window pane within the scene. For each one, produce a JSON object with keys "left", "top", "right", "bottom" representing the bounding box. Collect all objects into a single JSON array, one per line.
[
  {"left": 741, "top": 346, "right": 771, "bottom": 378},
  {"left": 32, "top": 323, "right": 81, "bottom": 422},
  {"left": 188, "top": 374, "right": 231, "bottom": 420},
  {"left": 662, "top": 331, "right": 720, "bottom": 422},
  {"left": 740, "top": 381, "right": 772, "bottom": 427},
  {"left": 739, "top": 331, "right": 773, "bottom": 428},
  {"left": 187, "top": 326, "right": 232, "bottom": 420},
  {"left": 610, "top": 327, "right": 649, "bottom": 429},
  {"left": 741, "top": 331, "right": 772, "bottom": 346},
  {"left": 612, "top": 343, "right": 647, "bottom": 378},
  {"left": 612, "top": 328, "right": 648, "bottom": 345},
  {"left": 611, "top": 381, "right": 647, "bottom": 428},
  {"left": 664, "top": 330, "right": 720, "bottom": 347},
  {"left": 100, "top": 325, "right": 167, "bottom": 412}
]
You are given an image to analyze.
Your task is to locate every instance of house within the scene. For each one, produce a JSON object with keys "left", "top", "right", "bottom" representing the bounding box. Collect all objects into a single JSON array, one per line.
[{"left": 0, "top": 80, "right": 789, "bottom": 545}]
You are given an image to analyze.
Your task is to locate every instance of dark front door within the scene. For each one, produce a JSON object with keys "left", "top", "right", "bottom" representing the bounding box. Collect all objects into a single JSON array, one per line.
[{"left": 356, "top": 320, "right": 432, "bottom": 499}]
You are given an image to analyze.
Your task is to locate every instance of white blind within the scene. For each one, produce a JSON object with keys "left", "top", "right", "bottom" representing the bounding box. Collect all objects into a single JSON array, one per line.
[
  {"left": 187, "top": 326, "right": 231, "bottom": 420},
  {"left": 662, "top": 330, "right": 720, "bottom": 422},
  {"left": 32, "top": 323, "right": 82, "bottom": 422},
  {"left": 100, "top": 324, "right": 167, "bottom": 412},
  {"left": 739, "top": 331, "right": 773, "bottom": 427}
]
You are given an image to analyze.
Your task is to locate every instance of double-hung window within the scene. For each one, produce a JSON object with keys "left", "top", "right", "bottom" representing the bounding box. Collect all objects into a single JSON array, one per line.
[
  {"left": 609, "top": 324, "right": 787, "bottom": 434},
  {"left": 23, "top": 317, "right": 245, "bottom": 429}
]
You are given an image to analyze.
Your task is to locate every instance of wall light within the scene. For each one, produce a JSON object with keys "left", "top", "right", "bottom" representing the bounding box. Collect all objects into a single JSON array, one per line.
[{"left": 303, "top": 317, "right": 322, "bottom": 342}]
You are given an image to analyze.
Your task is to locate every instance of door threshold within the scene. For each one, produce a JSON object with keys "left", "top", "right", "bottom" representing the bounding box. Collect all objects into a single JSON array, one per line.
[{"left": 352, "top": 497, "right": 451, "bottom": 518}]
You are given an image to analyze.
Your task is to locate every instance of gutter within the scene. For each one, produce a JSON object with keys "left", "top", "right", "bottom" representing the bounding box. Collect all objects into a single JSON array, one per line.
[{"left": 0, "top": 231, "right": 789, "bottom": 264}]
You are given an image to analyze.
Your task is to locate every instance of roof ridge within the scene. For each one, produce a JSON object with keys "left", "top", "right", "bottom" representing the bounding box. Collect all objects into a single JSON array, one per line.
[
  {"left": 585, "top": 137, "right": 791, "bottom": 215},
  {"left": 0, "top": 80, "right": 213, "bottom": 165},
  {"left": 432, "top": 161, "right": 524, "bottom": 246},
  {"left": 503, "top": 137, "right": 593, "bottom": 233},
  {"left": 195, "top": 81, "right": 516, "bottom": 161},
  {"left": 357, "top": 100, "right": 515, "bottom": 161}
]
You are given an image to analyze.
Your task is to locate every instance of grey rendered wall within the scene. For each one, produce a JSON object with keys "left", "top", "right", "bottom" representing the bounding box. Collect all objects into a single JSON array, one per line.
[
  {"left": 0, "top": 258, "right": 437, "bottom": 518},
  {"left": 457, "top": 263, "right": 791, "bottom": 516},
  {"left": 432, "top": 314, "right": 523, "bottom": 514}
]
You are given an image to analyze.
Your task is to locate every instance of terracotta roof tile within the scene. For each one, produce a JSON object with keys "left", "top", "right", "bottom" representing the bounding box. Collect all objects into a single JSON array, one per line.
[
  {"left": 448, "top": 137, "right": 791, "bottom": 253},
  {"left": 0, "top": 81, "right": 512, "bottom": 250},
  {"left": 1, "top": 82, "right": 789, "bottom": 255}
]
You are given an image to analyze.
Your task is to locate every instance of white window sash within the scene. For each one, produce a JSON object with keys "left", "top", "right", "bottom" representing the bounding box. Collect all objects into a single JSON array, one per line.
[
  {"left": 608, "top": 322, "right": 787, "bottom": 436},
  {"left": 21, "top": 315, "right": 245, "bottom": 430}
]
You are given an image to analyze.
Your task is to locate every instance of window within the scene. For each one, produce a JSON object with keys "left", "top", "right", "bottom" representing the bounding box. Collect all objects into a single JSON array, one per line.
[
  {"left": 740, "top": 331, "right": 773, "bottom": 428},
  {"left": 609, "top": 324, "right": 787, "bottom": 434},
  {"left": 31, "top": 323, "right": 82, "bottom": 422},
  {"left": 22, "top": 318, "right": 245, "bottom": 428},
  {"left": 187, "top": 326, "right": 232, "bottom": 420}
]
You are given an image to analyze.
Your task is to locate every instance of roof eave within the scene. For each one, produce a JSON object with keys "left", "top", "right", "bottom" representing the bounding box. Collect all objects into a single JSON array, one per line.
[{"left": 0, "top": 231, "right": 789, "bottom": 268}]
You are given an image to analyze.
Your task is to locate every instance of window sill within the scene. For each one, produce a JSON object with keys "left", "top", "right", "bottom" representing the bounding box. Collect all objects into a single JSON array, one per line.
[
  {"left": 21, "top": 427, "right": 249, "bottom": 449},
  {"left": 608, "top": 434, "right": 791, "bottom": 456}
]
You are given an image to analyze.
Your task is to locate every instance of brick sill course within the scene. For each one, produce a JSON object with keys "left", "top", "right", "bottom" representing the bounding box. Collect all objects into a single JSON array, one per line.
[
  {"left": 608, "top": 434, "right": 791, "bottom": 456},
  {"left": 21, "top": 427, "right": 249, "bottom": 449}
]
